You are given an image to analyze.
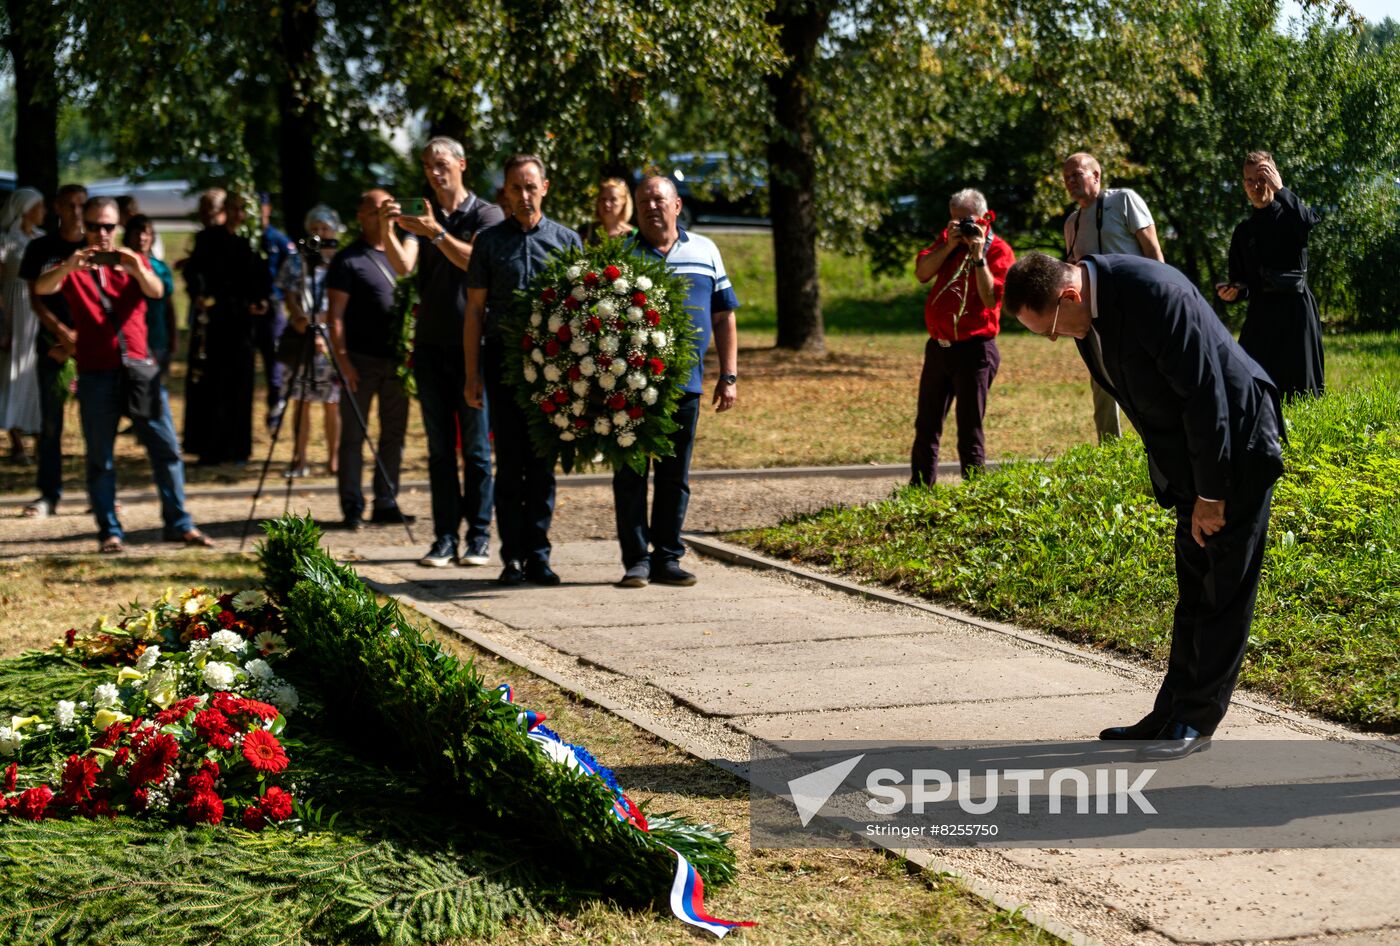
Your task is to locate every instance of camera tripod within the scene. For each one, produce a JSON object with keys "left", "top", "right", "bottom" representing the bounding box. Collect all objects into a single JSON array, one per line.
[{"left": 238, "top": 246, "right": 416, "bottom": 549}]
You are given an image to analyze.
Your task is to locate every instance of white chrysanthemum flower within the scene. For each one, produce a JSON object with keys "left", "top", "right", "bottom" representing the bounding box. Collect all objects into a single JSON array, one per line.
[
  {"left": 244, "top": 658, "right": 275, "bottom": 681},
  {"left": 569, "top": 338, "right": 590, "bottom": 356},
  {"left": 560, "top": 431, "right": 576, "bottom": 442},
  {"left": 0, "top": 726, "right": 20, "bottom": 757},
  {"left": 571, "top": 380, "right": 590, "bottom": 396},
  {"left": 596, "top": 298, "right": 616, "bottom": 318},
  {"left": 612, "top": 411, "right": 629, "bottom": 427},
  {"left": 529, "top": 312, "right": 542, "bottom": 327},
  {"left": 600, "top": 335, "right": 620, "bottom": 354},
  {"left": 530, "top": 348, "right": 545, "bottom": 364},
  {"left": 650, "top": 331, "right": 667, "bottom": 348},
  {"left": 202, "top": 661, "right": 238, "bottom": 691},
  {"left": 612, "top": 277, "right": 630, "bottom": 294},
  {"left": 643, "top": 386, "right": 659, "bottom": 405},
  {"left": 136, "top": 645, "right": 162, "bottom": 672},
  {"left": 55, "top": 700, "right": 76, "bottom": 729},
  {"left": 598, "top": 373, "right": 617, "bottom": 391},
  {"left": 617, "top": 431, "right": 637, "bottom": 447},
  {"left": 543, "top": 364, "right": 561, "bottom": 383},
  {"left": 578, "top": 357, "right": 596, "bottom": 376},
  {"left": 210, "top": 630, "right": 247, "bottom": 655},
  {"left": 625, "top": 306, "right": 643, "bottom": 323},
  {"left": 231, "top": 590, "right": 266, "bottom": 611},
  {"left": 635, "top": 275, "right": 652, "bottom": 291},
  {"left": 523, "top": 363, "right": 539, "bottom": 383},
  {"left": 570, "top": 399, "right": 586, "bottom": 416},
  {"left": 593, "top": 417, "right": 611, "bottom": 435},
  {"left": 570, "top": 284, "right": 588, "bottom": 301},
  {"left": 567, "top": 264, "right": 583, "bottom": 281},
  {"left": 93, "top": 683, "right": 120, "bottom": 708},
  {"left": 626, "top": 371, "right": 647, "bottom": 390},
  {"left": 547, "top": 313, "right": 563, "bottom": 332},
  {"left": 270, "top": 684, "right": 299, "bottom": 715},
  {"left": 609, "top": 359, "right": 627, "bottom": 377},
  {"left": 553, "top": 413, "right": 569, "bottom": 428}
]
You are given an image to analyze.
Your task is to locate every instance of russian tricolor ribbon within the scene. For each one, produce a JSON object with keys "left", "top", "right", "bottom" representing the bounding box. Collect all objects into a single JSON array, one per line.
[{"left": 667, "top": 846, "right": 756, "bottom": 938}]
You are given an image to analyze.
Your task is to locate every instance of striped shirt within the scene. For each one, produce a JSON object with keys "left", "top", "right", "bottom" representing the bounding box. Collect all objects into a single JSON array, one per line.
[{"left": 629, "top": 228, "right": 739, "bottom": 393}]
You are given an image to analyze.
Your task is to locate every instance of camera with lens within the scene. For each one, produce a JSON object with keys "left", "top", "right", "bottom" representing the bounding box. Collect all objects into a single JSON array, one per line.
[
  {"left": 298, "top": 235, "right": 339, "bottom": 254},
  {"left": 955, "top": 217, "right": 981, "bottom": 238}
]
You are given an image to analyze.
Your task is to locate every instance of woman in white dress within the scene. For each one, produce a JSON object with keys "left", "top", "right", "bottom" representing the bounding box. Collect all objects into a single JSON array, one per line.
[{"left": 0, "top": 188, "right": 46, "bottom": 463}]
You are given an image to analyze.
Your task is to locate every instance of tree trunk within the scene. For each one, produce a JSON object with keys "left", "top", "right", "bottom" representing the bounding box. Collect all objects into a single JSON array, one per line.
[
  {"left": 277, "top": 0, "right": 322, "bottom": 237},
  {"left": 4, "top": 0, "right": 60, "bottom": 200},
  {"left": 765, "top": 1, "right": 830, "bottom": 353}
]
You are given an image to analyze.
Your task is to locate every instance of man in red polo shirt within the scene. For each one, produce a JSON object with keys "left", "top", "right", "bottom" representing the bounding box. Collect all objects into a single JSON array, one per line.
[
  {"left": 34, "top": 196, "right": 213, "bottom": 553},
  {"left": 910, "top": 187, "right": 1015, "bottom": 485}
]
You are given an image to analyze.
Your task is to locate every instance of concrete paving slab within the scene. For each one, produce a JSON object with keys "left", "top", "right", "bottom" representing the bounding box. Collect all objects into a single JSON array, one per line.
[
  {"left": 640, "top": 655, "right": 1136, "bottom": 717},
  {"left": 1084, "top": 847, "right": 1400, "bottom": 943},
  {"left": 468, "top": 593, "right": 826, "bottom": 632}
]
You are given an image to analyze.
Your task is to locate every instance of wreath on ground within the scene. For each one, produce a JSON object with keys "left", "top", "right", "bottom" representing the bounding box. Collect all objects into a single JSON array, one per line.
[{"left": 501, "top": 237, "right": 699, "bottom": 474}]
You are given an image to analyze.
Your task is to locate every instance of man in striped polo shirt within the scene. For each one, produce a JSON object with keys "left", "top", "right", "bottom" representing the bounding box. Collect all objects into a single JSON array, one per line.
[{"left": 615, "top": 175, "right": 739, "bottom": 588}]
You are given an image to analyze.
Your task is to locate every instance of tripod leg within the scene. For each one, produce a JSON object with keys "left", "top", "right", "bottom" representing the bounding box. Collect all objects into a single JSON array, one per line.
[{"left": 237, "top": 327, "right": 316, "bottom": 551}]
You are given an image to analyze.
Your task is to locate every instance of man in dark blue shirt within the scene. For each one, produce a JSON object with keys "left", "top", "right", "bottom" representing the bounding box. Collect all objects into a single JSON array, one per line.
[
  {"left": 464, "top": 154, "right": 582, "bottom": 586},
  {"left": 258, "top": 193, "right": 294, "bottom": 430}
]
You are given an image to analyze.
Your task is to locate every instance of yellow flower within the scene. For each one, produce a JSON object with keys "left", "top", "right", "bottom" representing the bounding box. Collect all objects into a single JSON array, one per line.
[
  {"left": 116, "top": 667, "right": 145, "bottom": 684},
  {"left": 92, "top": 709, "right": 132, "bottom": 730},
  {"left": 9, "top": 715, "right": 42, "bottom": 731}
]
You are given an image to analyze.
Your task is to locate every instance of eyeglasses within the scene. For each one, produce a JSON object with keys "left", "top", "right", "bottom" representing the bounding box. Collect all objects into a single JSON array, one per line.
[{"left": 84, "top": 222, "right": 118, "bottom": 233}]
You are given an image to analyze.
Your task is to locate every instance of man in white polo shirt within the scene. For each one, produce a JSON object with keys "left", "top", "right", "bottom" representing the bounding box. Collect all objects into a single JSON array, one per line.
[{"left": 1062, "top": 152, "right": 1164, "bottom": 442}]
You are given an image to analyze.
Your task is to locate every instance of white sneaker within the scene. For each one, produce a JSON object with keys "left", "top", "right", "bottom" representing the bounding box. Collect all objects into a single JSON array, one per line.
[
  {"left": 456, "top": 541, "right": 491, "bottom": 566},
  {"left": 419, "top": 536, "right": 457, "bottom": 568}
]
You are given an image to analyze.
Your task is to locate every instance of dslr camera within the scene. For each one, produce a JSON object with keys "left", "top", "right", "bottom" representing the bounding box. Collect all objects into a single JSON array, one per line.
[
  {"left": 955, "top": 217, "right": 981, "bottom": 238},
  {"left": 299, "top": 235, "right": 339, "bottom": 253}
]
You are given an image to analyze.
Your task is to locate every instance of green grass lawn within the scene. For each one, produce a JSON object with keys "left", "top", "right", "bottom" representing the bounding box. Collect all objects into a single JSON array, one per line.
[{"left": 739, "top": 380, "right": 1400, "bottom": 730}]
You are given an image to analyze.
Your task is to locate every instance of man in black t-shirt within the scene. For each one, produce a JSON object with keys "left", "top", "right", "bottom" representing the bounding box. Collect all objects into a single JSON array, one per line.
[
  {"left": 18, "top": 183, "right": 87, "bottom": 518},
  {"left": 383, "top": 137, "right": 505, "bottom": 568},
  {"left": 327, "top": 189, "right": 414, "bottom": 529}
]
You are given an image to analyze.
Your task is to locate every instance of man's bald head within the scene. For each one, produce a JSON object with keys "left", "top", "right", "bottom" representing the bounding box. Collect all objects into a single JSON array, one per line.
[{"left": 1062, "top": 152, "right": 1103, "bottom": 206}]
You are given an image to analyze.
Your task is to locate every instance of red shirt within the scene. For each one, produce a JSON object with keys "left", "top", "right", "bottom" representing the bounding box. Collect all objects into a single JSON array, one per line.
[
  {"left": 917, "top": 232, "right": 1015, "bottom": 342},
  {"left": 58, "top": 261, "right": 152, "bottom": 371}
]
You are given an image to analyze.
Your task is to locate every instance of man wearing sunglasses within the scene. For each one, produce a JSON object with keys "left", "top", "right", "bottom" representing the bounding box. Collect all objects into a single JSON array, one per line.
[
  {"left": 1002, "top": 252, "right": 1283, "bottom": 762},
  {"left": 34, "top": 197, "right": 213, "bottom": 554}
]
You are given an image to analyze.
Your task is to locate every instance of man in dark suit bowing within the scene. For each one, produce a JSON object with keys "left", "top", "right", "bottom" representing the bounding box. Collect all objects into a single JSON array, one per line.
[{"left": 1002, "top": 252, "right": 1284, "bottom": 761}]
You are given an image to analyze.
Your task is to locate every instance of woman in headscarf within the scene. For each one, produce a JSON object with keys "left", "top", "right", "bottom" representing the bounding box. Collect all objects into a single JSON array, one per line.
[
  {"left": 1217, "top": 151, "right": 1325, "bottom": 399},
  {"left": 276, "top": 204, "right": 343, "bottom": 477},
  {"left": 0, "top": 187, "right": 46, "bottom": 462}
]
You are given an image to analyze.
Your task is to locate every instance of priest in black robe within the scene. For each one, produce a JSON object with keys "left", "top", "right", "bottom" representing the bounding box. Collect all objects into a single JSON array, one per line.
[{"left": 1217, "top": 152, "right": 1324, "bottom": 399}]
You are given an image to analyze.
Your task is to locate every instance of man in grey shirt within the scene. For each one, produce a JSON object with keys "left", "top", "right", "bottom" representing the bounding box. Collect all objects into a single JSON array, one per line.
[{"left": 1062, "top": 152, "right": 1164, "bottom": 442}]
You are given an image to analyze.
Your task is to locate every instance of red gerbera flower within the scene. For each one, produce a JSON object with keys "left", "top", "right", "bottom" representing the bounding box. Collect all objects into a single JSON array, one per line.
[
  {"left": 194, "top": 708, "right": 235, "bottom": 750},
  {"left": 60, "top": 754, "right": 101, "bottom": 804},
  {"left": 128, "top": 733, "right": 180, "bottom": 787},
  {"left": 155, "top": 696, "right": 202, "bottom": 726},
  {"left": 260, "top": 785, "right": 294, "bottom": 822},
  {"left": 13, "top": 785, "right": 53, "bottom": 821},
  {"left": 242, "top": 805, "right": 267, "bottom": 831},
  {"left": 602, "top": 264, "right": 621, "bottom": 281},
  {"left": 236, "top": 699, "right": 280, "bottom": 723},
  {"left": 188, "top": 789, "right": 224, "bottom": 825},
  {"left": 218, "top": 610, "right": 236, "bottom": 629},
  {"left": 241, "top": 729, "right": 289, "bottom": 773},
  {"left": 113, "top": 746, "right": 130, "bottom": 766}
]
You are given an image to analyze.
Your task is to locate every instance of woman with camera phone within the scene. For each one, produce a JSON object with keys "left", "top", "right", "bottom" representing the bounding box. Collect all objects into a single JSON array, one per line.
[
  {"left": 1217, "top": 151, "right": 1324, "bottom": 399},
  {"left": 276, "top": 205, "right": 343, "bottom": 478}
]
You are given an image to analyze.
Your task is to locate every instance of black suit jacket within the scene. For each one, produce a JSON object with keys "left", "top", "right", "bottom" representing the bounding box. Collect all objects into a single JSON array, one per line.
[{"left": 1077, "top": 255, "right": 1284, "bottom": 509}]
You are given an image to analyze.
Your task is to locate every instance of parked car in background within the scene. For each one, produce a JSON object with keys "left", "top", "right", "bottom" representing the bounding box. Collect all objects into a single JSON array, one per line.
[
  {"left": 0, "top": 171, "right": 16, "bottom": 203},
  {"left": 85, "top": 177, "right": 199, "bottom": 225},
  {"left": 644, "top": 153, "right": 768, "bottom": 229}
]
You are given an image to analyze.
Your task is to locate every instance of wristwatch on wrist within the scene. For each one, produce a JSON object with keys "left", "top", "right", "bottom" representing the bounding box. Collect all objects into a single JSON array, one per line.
[
  {"left": 972, "top": 257, "right": 987, "bottom": 268},
  {"left": 719, "top": 373, "right": 738, "bottom": 385},
  {"left": 431, "top": 229, "right": 447, "bottom": 246}
]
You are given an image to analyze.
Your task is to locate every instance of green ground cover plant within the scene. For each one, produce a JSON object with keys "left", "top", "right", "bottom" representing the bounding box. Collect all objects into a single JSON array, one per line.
[{"left": 742, "top": 380, "right": 1400, "bottom": 730}]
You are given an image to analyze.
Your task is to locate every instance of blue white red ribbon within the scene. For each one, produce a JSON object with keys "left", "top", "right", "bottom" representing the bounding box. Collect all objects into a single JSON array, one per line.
[{"left": 496, "top": 682, "right": 752, "bottom": 937}]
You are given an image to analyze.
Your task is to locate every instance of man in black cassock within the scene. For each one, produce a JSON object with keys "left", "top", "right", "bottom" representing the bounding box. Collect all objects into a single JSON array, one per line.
[{"left": 1003, "top": 252, "right": 1284, "bottom": 761}]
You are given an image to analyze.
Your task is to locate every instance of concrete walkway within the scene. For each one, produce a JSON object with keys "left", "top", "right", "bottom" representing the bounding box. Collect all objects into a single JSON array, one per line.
[{"left": 343, "top": 536, "right": 1400, "bottom": 946}]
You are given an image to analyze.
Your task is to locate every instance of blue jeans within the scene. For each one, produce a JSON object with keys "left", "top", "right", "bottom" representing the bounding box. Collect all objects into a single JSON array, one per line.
[
  {"left": 413, "top": 343, "right": 493, "bottom": 547},
  {"left": 36, "top": 354, "right": 66, "bottom": 506},
  {"left": 483, "top": 337, "right": 554, "bottom": 564},
  {"left": 77, "top": 370, "right": 194, "bottom": 541},
  {"left": 613, "top": 393, "right": 701, "bottom": 568}
]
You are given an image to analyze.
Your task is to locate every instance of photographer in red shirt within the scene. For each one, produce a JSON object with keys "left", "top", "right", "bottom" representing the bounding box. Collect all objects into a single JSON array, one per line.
[
  {"left": 34, "top": 196, "right": 212, "bottom": 553},
  {"left": 910, "top": 188, "right": 1014, "bottom": 485}
]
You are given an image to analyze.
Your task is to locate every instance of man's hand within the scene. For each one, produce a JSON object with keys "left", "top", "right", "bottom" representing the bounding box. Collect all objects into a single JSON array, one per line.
[
  {"left": 464, "top": 374, "right": 484, "bottom": 410},
  {"left": 392, "top": 198, "right": 437, "bottom": 239},
  {"left": 114, "top": 246, "right": 146, "bottom": 276},
  {"left": 47, "top": 343, "right": 69, "bottom": 364},
  {"left": 1190, "top": 497, "right": 1227, "bottom": 547},
  {"left": 713, "top": 378, "right": 736, "bottom": 412},
  {"left": 341, "top": 358, "right": 359, "bottom": 394},
  {"left": 66, "top": 246, "right": 94, "bottom": 274},
  {"left": 962, "top": 221, "right": 987, "bottom": 260},
  {"left": 1216, "top": 284, "right": 1241, "bottom": 303}
]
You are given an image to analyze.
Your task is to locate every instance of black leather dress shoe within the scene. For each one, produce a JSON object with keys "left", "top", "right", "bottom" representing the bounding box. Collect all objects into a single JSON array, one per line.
[
  {"left": 1135, "top": 723, "right": 1212, "bottom": 762},
  {"left": 1099, "top": 716, "right": 1167, "bottom": 741},
  {"left": 497, "top": 561, "right": 527, "bottom": 586},
  {"left": 371, "top": 507, "right": 417, "bottom": 524},
  {"left": 524, "top": 561, "right": 561, "bottom": 586}
]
